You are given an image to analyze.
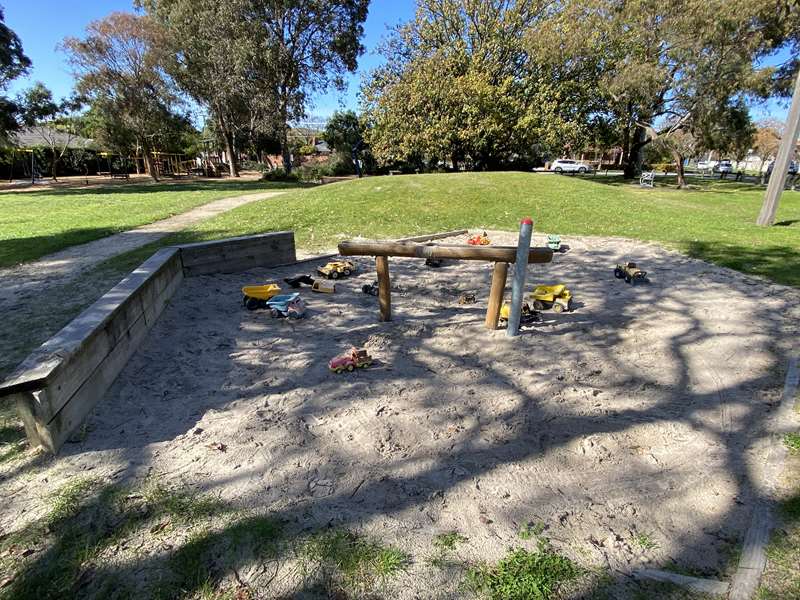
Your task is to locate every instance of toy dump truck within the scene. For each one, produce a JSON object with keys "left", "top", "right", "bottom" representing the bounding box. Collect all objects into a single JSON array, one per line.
[
  {"left": 329, "top": 347, "right": 373, "bottom": 373},
  {"left": 529, "top": 284, "right": 573, "bottom": 313},
  {"left": 317, "top": 260, "right": 356, "bottom": 280},
  {"left": 499, "top": 302, "right": 540, "bottom": 326},
  {"left": 614, "top": 262, "right": 647, "bottom": 284},
  {"left": 265, "top": 293, "right": 306, "bottom": 319},
  {"left": 242, "top": 283, "right": 281, "bottom": 310},
  {"left": 362, "top": 281, "right": 379, "bottom": 296}
]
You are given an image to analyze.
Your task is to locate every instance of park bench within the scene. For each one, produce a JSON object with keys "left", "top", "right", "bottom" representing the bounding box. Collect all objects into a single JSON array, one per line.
[{"left": 640, "top": 171, "right": 655, "bottom": 188}]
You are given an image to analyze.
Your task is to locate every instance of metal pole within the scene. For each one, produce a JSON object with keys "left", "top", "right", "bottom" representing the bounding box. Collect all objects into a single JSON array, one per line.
[
  {"left": 506, "top": 218, "right": 534, "bottom": 337},
  {"left": 757, "top": 70, "right": 800, "bottom": 226},
  {"left": 31, "top": 151, "right": 34, "bottom": 185}
]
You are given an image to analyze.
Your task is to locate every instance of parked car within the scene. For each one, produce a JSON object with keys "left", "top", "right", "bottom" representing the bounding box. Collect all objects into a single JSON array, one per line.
[
  {"left": 766, "top": 160, "right": 799, "bottom": 177},
  {"left": 550, "top": 159, "right": 592, "bottom": 174},
  {"left": 696, "top": 160, "right": 717, "bottom": 171},
  {"left": 713, "top": 160, "right": 733, "bottom": 174}
]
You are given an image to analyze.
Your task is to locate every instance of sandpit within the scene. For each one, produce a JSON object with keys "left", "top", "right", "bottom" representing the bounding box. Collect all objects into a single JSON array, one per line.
[{"left": 2, "top": 231, "right": 798, "bottom": 598}]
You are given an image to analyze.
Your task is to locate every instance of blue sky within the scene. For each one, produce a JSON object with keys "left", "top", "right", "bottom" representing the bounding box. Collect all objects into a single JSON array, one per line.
[{"left": 2, "top": 0, "right": 791, "bottom": 123}]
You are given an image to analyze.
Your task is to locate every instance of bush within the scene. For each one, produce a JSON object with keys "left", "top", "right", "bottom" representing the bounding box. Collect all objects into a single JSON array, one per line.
[
  {"left": 261, "top": 167, "right": 300, "bottom": 182},
  {"left": 652, "top": 162, "right": 676, "bottom": 173}
]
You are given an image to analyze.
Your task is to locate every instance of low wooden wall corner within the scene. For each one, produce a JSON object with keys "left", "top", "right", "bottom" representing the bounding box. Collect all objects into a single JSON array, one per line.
[{"left": 0, "top": 231, "right": 298, "bottom": 453}]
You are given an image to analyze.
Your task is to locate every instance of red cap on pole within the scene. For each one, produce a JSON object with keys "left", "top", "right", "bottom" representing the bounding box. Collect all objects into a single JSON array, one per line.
[{"left": 521, "top": 217, "right": 533, "bottom": 225}]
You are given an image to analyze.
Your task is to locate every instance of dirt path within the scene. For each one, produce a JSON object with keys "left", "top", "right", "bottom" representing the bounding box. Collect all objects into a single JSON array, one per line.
[{"left": 0, "top": 190, "right": 284, "bottom": 377}]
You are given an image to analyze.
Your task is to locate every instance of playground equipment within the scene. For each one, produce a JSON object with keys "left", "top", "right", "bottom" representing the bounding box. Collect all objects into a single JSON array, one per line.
[{"left": 337, "top": 238, "right": 553, "bottom": 328}]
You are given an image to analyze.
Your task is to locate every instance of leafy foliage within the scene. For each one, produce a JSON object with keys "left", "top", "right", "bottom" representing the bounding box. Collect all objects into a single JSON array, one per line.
[
  {"left": 0, "top": 8, "right": 31, "bottom": 142},
  {"left": 62, "top": 12, "right": 186, "bottom": 180},
  {"left": 362, "top": 0, "right": 594, "bottom": 169}
]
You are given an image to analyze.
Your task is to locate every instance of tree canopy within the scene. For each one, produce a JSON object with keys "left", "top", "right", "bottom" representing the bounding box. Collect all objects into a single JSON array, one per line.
[
  {"left": 63, "top": 12, "right": 186, "bottom": 181},
  {"left": 0, "top": 8, "right": 31, "bottom": 143}
]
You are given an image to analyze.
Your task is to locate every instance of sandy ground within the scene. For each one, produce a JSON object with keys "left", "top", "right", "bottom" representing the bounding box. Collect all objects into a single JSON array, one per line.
[
  {"left": 0, "top": 190, "right": 285, "bottom": 378},
  {"left": 2, "top": 231, "right": 799, "bottom": 597}
]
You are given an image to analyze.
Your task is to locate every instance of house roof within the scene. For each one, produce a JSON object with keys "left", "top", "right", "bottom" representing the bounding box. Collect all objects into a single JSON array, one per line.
[{"left": 11, "top": 126, "right": 97, "bottom": 150}]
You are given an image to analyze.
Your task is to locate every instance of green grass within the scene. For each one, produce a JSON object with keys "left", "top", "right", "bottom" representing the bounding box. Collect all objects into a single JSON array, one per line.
[
  {"left": 100, "top": 172, "right": 800, "bottom": 288},
  {"left": 633, "top": 531, "right": 660, "bottom": 551},
  {"left": 0, "top": 180, "right": 297, "bottom": 267},
  {"left": 465, "top": 543, "right": 580, "bottom": 600},
  {"left": 299, "top": 529, "right": 409, "bottom": 596},
  {"left": 784, "top": 432, "right": 800, "bottom": 454}
]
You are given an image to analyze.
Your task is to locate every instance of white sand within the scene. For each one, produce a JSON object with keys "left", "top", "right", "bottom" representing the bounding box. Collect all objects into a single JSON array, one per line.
[{"left": 2, "top": 231, "right": 798, "bottom": 597}]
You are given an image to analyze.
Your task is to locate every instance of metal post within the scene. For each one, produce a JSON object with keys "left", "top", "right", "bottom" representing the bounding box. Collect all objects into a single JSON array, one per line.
[
  {"left": 506, "top": 218, "right": 534, "bottom": 337},
  {"left": 757, "top": 71, "right": 800, "bottom": 226}
]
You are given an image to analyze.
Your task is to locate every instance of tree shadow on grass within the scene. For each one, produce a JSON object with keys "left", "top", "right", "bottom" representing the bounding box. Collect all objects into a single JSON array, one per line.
[{"left": 683, "top": 240, "right": 800, "bottom": 288}]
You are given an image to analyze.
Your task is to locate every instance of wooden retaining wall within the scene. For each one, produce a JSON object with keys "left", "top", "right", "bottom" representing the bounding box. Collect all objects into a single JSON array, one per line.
[{"left": 0, "top": 231, "right": 296, "bottom": 453}]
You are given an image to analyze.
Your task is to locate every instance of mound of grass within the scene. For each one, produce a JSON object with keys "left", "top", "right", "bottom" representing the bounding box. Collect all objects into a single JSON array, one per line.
[
  {"left": 104, "top": 172, "right": 800, "bottom": 287},
  {"left": 466, "top": 543, "right": 579, "bottom": 600}
]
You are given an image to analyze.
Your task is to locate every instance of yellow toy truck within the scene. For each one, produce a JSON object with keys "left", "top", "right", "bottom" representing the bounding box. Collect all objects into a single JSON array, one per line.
[
  {"left": 242, "top": 283, "right": 281, "bottom": 310},
  {"left": 317, "top": 260, "right": 356, "bottom": 280},
  {"left": 529, "top": 284, "right": 573, "bottom": 313}
]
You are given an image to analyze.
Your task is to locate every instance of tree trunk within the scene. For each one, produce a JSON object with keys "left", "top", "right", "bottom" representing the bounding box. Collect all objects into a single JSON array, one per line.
[
  {"left": 223, "top": 130, "right": 238, "bottom": 177},
  {"left": 672, "top": 151, "right": 686, "bottom": 188},
  {"left": 143, "top": 147, "right": 159, "bottom": 182},
  {"left": 623, "top": 125, "right": 648, "bottom": 179},
  {"left": 281, "top": 126, "right": 292, "bottom": 174},
  {"left": 51, "top": 153, "right": 58, "bottom": 181}
]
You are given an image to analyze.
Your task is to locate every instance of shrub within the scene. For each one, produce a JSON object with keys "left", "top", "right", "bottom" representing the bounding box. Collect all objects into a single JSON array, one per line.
[{"left": 261, "top": 167, "right": 300, "bottom": 182}]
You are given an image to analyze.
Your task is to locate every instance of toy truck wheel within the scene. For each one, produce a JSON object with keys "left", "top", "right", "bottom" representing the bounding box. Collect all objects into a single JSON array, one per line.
[
  {"left": 343, "top": 268, "right": 352, "bottom": 276},
  {"left": 552, "top": 302, "right": 564, "bottom": 313},
  {"left": 625, "top": 274, "right": 632, "bottom": 283},
  {"left": 347, "top": 364, "right": 354, "bottom": 372},
  {"left": 330, "top": 271, "right": 339, "bottom": 280},
  {"left": 245, "top": 297, "right": 260, "bottom": 311},
  {"left": 614, "top": 267, "right": 624, "bottom": 279},
  {"left": 270, "top": 308, "right": 280, "bottom": 318},
  {"left": 533, "top": 300, "right": 545, "bottom": 311}
]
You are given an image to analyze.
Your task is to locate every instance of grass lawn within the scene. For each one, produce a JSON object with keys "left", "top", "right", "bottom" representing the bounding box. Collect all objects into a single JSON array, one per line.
[
  {"left": 0, "top": 180, "right": 298, "bottom": 267},
  {"left": 105, "top": 171, "right": 800, "bottom": 287}
]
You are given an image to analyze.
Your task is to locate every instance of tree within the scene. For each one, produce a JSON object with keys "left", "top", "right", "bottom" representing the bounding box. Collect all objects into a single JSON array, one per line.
[
  {"left": 249, "top": 0, "right": 369, "bottom": 173},
  {"left": 141, "top": 0, "right": 272, "bottom": 177},
  {"left": 544, "top": 0, "right": 800, "bottom": 178},
  {"left": 17, "top": 83, "right": 89, "bottom": 180},
  {"left": 62, "top": 12, "right": 183, "bottom": 181},
  {"left": 362, "top": 0, "right": 600, "bottom": 170},
  {"left": 324, "top": 110, "right": 365, "bottom": 173},
  {"left": 0, "top": 8, "right": 31, "bottom": 143}
]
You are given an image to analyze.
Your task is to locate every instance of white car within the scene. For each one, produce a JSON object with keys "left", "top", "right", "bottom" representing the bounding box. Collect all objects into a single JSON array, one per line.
[
  {"left": 550, "top": 159, "right": 592, "bottom": 174},
  {"left": 697, "top": 160, "right": 717, "bottom": 171}
]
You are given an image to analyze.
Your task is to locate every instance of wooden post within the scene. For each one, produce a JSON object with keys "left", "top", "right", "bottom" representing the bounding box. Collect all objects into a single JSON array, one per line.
[
  {"left": 376, "top": 256, "right": 391, "bottom": 321},
  {"left": 485, "top": 262, "right": 509, "bottom": 330}
]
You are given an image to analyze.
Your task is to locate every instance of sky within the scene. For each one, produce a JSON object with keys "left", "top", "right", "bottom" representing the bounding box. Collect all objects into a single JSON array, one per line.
[{"left": 2, "top": 0, "right": 792, "bottom": 124}]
